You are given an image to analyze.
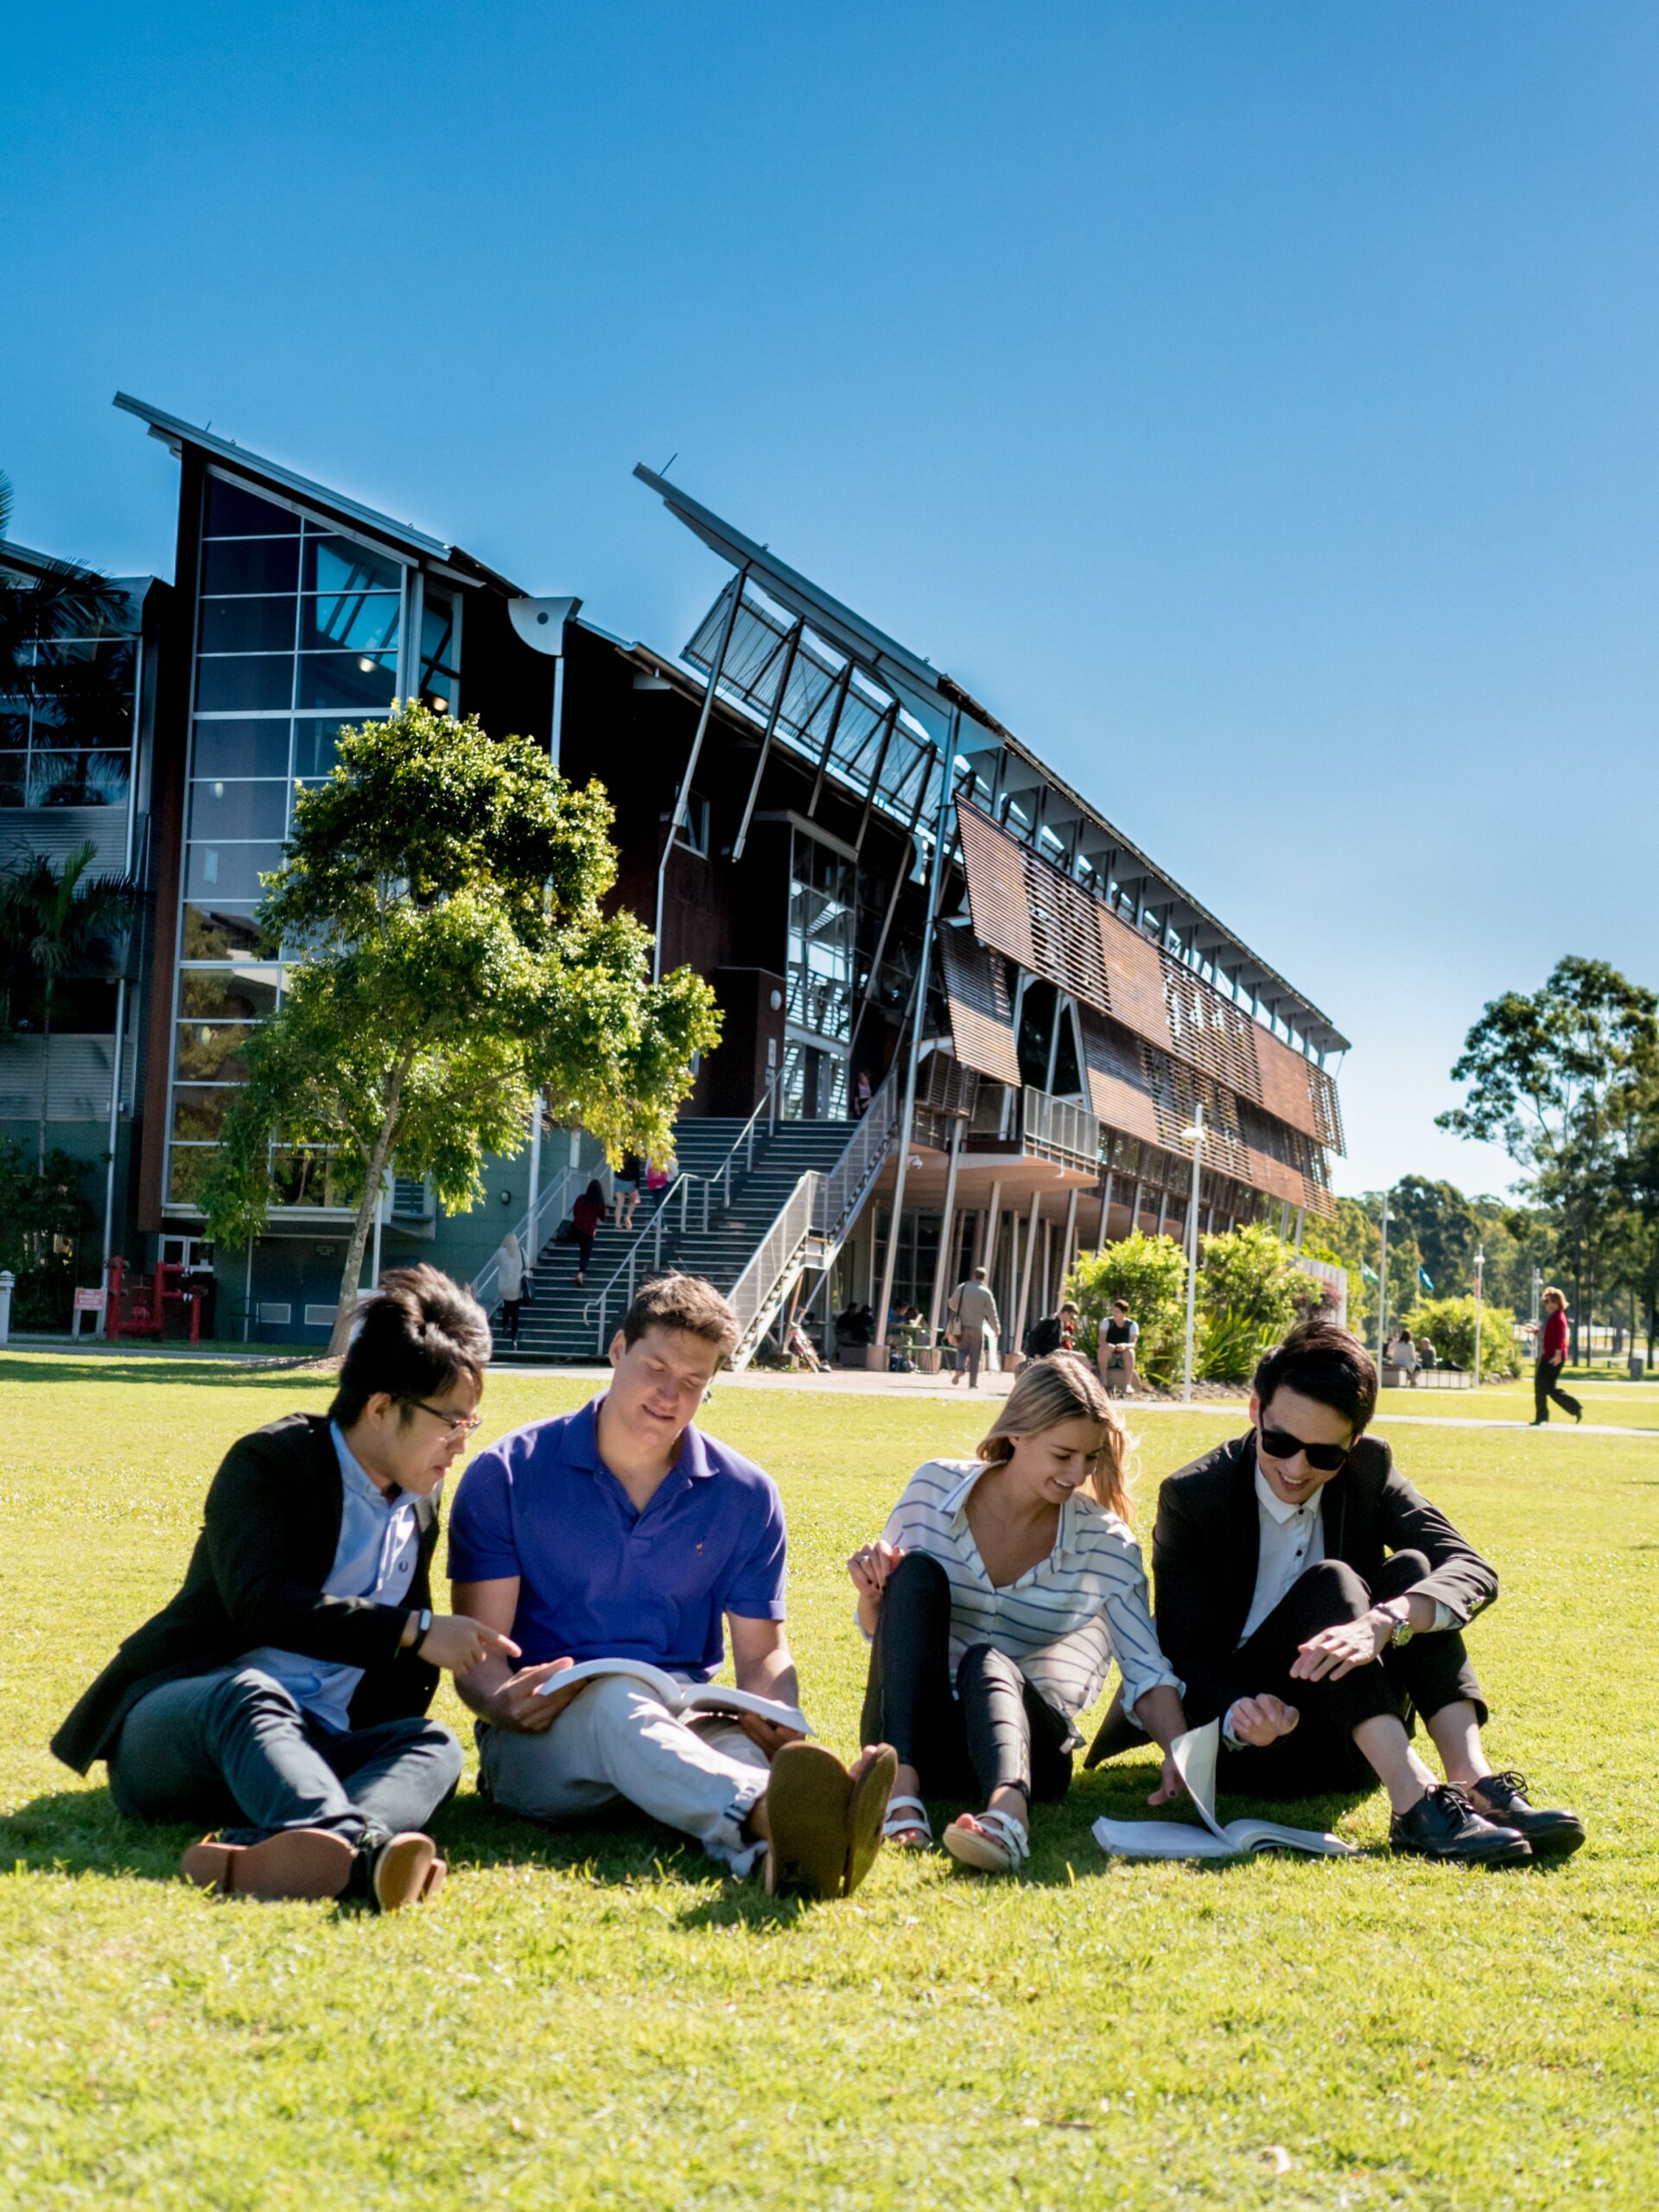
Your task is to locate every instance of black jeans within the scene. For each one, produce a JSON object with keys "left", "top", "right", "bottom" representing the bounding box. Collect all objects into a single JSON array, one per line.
[
  {"left": 1218, "top": 1551, "right": 1485, "bottom": 1799},
  {"left": 107, "top": 1665, "right": 464, "bottom": 1846},
  {"left": 860, "top": 1553, "right": 1072, "bottom": 1803},
  {"left": 575, "top": 1231, "right": 595, "bottom": 1278},
  {"left": 500, "top": 1298, "right": 522, "bottom": 1344},
  {"left": 1535, "top": 1358, "right": 1582, "bottom": 1423}
]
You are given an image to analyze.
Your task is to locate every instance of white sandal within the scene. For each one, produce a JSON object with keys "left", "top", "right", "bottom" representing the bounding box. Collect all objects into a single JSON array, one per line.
[
  {"left": 883, "top": 1795, "right": 934, "bottom": 1849},
  {"left": 942, "top": 1806, "right": 1030, "bottom": 1874}
]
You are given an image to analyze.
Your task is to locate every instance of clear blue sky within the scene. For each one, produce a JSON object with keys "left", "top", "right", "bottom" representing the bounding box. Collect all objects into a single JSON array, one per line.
[{"left": 7, "top": 3, "right": 1656, "bottom": 1214}]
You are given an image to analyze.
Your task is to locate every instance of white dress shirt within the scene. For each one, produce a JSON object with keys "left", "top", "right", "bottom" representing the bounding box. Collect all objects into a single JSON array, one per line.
[{"left": 870, "top": 1459, "right": 1184, "bottom": 1748}]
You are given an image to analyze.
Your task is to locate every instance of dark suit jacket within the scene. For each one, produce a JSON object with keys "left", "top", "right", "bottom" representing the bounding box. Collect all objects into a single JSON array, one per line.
[
  {"left": 1150, "top": 1430, "right": 1498, "bottom": 1729},
  {"left": 53, "top": 1412, "right": 442, "bottom": 1775}
]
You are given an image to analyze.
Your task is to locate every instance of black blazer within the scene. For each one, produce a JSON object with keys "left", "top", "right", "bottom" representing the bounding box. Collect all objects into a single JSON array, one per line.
[
  {"left": 53, "top": 1413, "right": 442, "bottom": 1775},
  {"left": 1152, "top": 1430, "right": 1498, "bottom": 1728}
]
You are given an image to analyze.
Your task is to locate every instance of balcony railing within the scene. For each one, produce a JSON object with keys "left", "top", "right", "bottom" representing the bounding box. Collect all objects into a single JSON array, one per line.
[{"left": 1021, "top": 1086, "right": 1103, "bottom": 1169}]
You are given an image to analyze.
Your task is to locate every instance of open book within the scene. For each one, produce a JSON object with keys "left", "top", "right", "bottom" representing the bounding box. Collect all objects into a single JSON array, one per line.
[
  {"left": 1091, "top": 1720, "right": 1355, "bottom": 1860},
  {"left": 533, "top": 1656, "right": 812, "bottom": 1738}
]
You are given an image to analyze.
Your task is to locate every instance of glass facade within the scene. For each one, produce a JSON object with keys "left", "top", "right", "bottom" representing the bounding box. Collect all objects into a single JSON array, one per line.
[
  {"left": 165, "top": 467, "right": 424, "bottom": 1212},
  {"left": 1, "top": 632, "right": 137, "bottom": 810},
  {"left": 782, "top": 829, "right": 855, "bottom": 1121}
]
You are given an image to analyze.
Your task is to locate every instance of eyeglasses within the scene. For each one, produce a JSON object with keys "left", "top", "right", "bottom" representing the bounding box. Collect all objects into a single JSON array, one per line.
[
  {"left": 406, "top": 1399, "right": 484, "bottom": 1439},
  {"left": 1258, "top": 1424, "right": 1351, "bottom": 1475}
]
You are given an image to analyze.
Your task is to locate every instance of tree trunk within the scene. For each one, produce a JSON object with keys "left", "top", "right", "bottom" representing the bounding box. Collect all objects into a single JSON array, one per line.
[
  {"left": 327, "top": 1050, "right": 416, "bottom": 1359},
  {"left": 37, "top": 979, "right": 54, "bottom": 1175}
]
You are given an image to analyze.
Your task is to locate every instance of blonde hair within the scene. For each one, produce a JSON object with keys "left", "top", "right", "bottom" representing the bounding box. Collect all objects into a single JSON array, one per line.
[
  {"left": 976, "top": 1351, "right": 1133, "bottom": 1519},
  {"left": 1541, "top": 1286, "right": 1566, "bottom": 1309}
]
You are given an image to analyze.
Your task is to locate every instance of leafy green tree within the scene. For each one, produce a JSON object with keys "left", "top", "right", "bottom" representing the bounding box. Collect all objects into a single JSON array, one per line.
[
  {"left": 0, "top": 1137, "right": 93, "bottom": 1329},
  {"left": 1438, "top": 957, "right": 1659, "bottom": 1357},
  {"left": 1404, "top": 1294, "right": 1517, "bottom": 1379},
  {"left": 200, "top": 702, "right": 721, "bottom": 1356},
  {"left": 1388, "top": 1175, "right": 1478, "bottom": 1298},
  {"left": 0, "top": 842, "right": 144, "bottom": 1167},
  {"left": 1197, "top": 1223, "right": 1313, "bottom": 1333},
  {"left": 1067, "top": 1230, "right": 1186, "bottom": 1385}
]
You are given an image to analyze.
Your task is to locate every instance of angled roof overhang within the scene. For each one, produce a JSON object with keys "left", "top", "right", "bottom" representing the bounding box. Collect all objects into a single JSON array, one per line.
[
  {"left": 633, "top": 464, "right": 1350, "bottom": 1058},
  {"left": 114, "top": 393, "right": 526, "bottom": 597}
]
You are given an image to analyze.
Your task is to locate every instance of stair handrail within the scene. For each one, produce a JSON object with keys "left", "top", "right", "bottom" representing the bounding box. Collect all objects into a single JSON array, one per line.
[
  {"left": 711, "top": 1067, "right": 782, "bottom": 1215},
  {"left": 810, "top": 1064, "right": 903, "bottom": 1250},
  {"left": 472, "top": 1158, "right": 600, "bottom": 1313},
  {"left": 726, "top": 1170, "right": 823, "bottom": 1370}
]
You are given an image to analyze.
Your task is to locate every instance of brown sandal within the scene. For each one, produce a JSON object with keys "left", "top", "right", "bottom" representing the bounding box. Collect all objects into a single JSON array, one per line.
[
  {"left": 762, "top": 1742, "right": 853, "bottom": 1899},
  {"left": 842, "top": 1745, "right": 898, "bottom": 1897}
]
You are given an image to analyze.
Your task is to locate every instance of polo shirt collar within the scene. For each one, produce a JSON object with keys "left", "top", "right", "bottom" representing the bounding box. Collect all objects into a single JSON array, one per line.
[{"left": 578, "top": 1393, "right": 716, "bottom": 1487}]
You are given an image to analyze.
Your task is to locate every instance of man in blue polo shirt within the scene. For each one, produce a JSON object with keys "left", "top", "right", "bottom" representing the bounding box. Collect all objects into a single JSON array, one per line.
[{"left": 449, "top": 1273, "right": 894, "bottom": 1899}]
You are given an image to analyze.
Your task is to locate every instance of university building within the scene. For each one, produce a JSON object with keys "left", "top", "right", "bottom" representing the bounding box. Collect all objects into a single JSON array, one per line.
[{"left": 1, "top": 396, "right": 1349, "bottom": 1360}]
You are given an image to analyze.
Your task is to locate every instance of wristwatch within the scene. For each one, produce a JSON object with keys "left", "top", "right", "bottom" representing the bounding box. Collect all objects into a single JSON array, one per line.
[{"left": 1377, "top": 1599, "right": 1414, "bottom": 1648}]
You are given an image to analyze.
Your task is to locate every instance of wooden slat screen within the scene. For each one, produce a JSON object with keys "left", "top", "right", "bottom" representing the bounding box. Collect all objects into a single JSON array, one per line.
[{"left": 938, "top": 928, "right": 1021, "bottom": 1085}]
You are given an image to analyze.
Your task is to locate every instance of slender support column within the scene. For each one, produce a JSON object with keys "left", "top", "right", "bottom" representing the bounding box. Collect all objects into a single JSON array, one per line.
[
  {"left": 807, "top": 662, "right": 855, "bottom": 817},
  {"left": 926, "top": 1118, "right": 964, "bottom": 1341},
  {"left": 1156, "top": 1188, "right": 1168, "bottom": 1239},
  {"left": 874, "top": 727, "right": 958, "bottom": 1349},
  {"left": 1013, "top": 1188, "right": 1043, "bottom": 1356},
  {"left": 980, "top": 1178, "right": 1003, "bottom": 1274},
  {"left": 1182, "top": 1108, "right": 1205, "bottom": 1404},
  {"left": 1130, "top": 1179, "right": 1144, "bottom": 1235},
  {"left": 1002, "top": 1211, "right": 1020, "bottom": 1350},
  {"left": 1294, "top": 1205, "right": 1306, "bottom": 1252},
  {"left": 1096, "top": 1169, "right": 1113, "bottom": 1248},
  {"left": 654, "top": 564, "right": 747, "bottom": 982},
  {"left": 1061, "top": 1185, "right": 1079, "bottom": 1293},
  {"left": 524, "top": 1093, "right": 543, "bottom": 1255}
]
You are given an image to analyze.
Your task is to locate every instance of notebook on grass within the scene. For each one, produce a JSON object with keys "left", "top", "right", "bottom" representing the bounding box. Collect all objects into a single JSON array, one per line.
[
  {"left": 1091, "top": 1720, "right": 1355, "bottom": 1860},
  {"left": 533, "top": 1657, "right": 811, "bottom": 1737}
]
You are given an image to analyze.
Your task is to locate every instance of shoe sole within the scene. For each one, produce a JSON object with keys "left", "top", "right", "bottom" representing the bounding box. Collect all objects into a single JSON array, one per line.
[
  {"left": 181, "top": 1828, "right": 354, "bottom": 1900},
  {"left": 764, "top": 1743, "right": 852, "bottom": 1900},
  {"left": 1515, "top": 1821, "right": 1586, "bottom": 1859},
  {"left": 942, "top": 1819, "right": 1024, "bottom": 1874},
  {"left": 372, "top": 1833, "right": 439, "bottom": 1912},
  {"left": 842, "top": 1746, "right": 898, "bottom": 1897},
  {"left": 1390, "top": 1840, "right": 1533, "bottom": 1868}
]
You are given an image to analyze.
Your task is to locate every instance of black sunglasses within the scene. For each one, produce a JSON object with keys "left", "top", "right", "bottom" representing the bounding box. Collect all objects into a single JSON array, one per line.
[{"left": 1258, "top": 1424, "right": 1351, "bottom": 1475}]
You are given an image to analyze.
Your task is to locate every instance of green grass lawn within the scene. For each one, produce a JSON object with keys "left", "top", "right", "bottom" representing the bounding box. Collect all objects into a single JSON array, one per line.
[
  {"left": 1370, "top": 1372, "right": 1659, "bottom": 1429},
  {"left": 3, "top": 1351, "right": 1656, "bottom": 2211}
]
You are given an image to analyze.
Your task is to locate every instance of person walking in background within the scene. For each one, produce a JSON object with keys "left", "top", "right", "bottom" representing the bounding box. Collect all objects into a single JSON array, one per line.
[
  {"left": 1531, "top": 1287, "right": 1583, "bottom": 1426},
  {"left": 613, "top": 1151, "right": 644, "bottom": 1233},
  {"left": 849, "top": 1354, "right": 1190, "bottom": 1873},
  {"left": 493, "top": 1230, "right": 525, "bottom": 1346},
  {"left": 853, "top": 1069, "right": 873, "bottom": 1119},
  {"left": 946, "top": 1265, "right": 1001, "bottom": 1390},
  {"left": 571, "top": 1179, "right": 606, "bottom": 1287},
  {"left": 1097, "top": 1300, "right": 1139, "bottom": 1395}
]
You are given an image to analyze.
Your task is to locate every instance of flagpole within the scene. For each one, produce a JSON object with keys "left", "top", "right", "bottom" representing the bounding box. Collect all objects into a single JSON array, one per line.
[{"left": 1473, "top": 1248, "right": 1484, "bottom": 1391}]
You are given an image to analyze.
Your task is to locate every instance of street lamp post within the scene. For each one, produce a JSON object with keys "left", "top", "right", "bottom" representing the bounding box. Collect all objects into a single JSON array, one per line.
[
  {"left": 1473, "top": 1247, "right": 1485, "bottom": 1391},
  {"left": 1181, "top": 1107, "right": 1205, "bottom": 1405},
  {"left": 1376, "top": 1193, "right": 1393, "bottom": 1373}
]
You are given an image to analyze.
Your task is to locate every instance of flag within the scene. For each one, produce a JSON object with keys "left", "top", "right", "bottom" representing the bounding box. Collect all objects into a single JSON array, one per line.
[
  {"left": 1360, "top": 1263, "right": 1378, "bottom": 1285},
  {"left": 1418, "top": 1268, "right": 1433, "bottom": 1292}
]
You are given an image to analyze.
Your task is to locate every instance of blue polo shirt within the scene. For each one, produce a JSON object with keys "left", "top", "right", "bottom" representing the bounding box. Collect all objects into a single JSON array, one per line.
[{"left": 446, "top": 1397, "right": 787, "bottom": 1679}]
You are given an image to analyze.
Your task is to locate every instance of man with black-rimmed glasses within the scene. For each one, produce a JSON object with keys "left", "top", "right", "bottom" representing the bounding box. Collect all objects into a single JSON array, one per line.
[
  {"left": 53, "top": 1266, "right": 518, "bottom": 1910},
  {"left": 1116, "top": 1319, "right": 1585, "bottom": 1866}
]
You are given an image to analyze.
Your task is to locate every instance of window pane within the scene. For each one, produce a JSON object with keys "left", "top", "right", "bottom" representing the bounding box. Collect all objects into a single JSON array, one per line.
[
  {"left": 193, "top": 719, "right": 292, "bottom": 779},
  {"left": 0, "top": 757, "right": 25, "bottom": 806},
  {"left": 167, "top": 1144, "right": 220, "bottom": 1205},
  {"left": 303, "top": 534, "right": 402, "bottom": 594},
  {"left": 186, "top": 842, "right": 282, "bottom": 904},
  {"left": 196, "top": 654, "right": 295, "bottom": 713},
  {"left": 271, "top": 1147, "right": 346, "bottom": 1208},
  {"left": 301, "top": 594, "right": 399, "bottom": 656},
  {"left": 175, "top": 1024, "right": 256, "bottom": 1082},
  {"left": 188, "top": 778, "right": 290, "bottom": 842},
  {"left": 183, "top": 904, "right": 262, "bottom": 958},
  {"left": 27, "top": 752, "right": 131, "bottom": 807},
  {"left": 205, "top": 477, "right": 299, "bottom": 537},
  {"left": 296, "top": 652, "right": 396, "bottom": 711},
  {"left": 199, "top": 596, "right": 297, "bottom": 653},
  {"left": 291, "top": 720, "right": 342, "bottom": 779},
  {"left": 200, "top": 536, "right": 301, "bottom": 594},
  {"left": 178, "top": 967, "right": 280, "bottom": 1020}
]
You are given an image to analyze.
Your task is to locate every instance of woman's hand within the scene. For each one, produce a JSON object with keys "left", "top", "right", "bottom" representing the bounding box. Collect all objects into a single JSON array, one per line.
[
  {"left": 1147, "top": 1747, "right": 1187, "bottom": 1805},
  {"left": 847, "top": 1541, "right": 905, "bottom": 1636}
]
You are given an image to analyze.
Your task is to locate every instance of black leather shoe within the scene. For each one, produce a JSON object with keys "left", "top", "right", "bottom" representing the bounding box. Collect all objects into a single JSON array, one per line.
[
  {"left": 1389, "top": 1783, "right": 1531, "bottom": 1866},
  {"left": 1467, "top": 1770, "right": 1586, "bottom": 1858}
]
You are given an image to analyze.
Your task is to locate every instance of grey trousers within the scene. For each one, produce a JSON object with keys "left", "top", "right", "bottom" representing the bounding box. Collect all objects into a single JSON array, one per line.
[{"left": 107, "top": 1664, "right": 463, "bottom": 1847}]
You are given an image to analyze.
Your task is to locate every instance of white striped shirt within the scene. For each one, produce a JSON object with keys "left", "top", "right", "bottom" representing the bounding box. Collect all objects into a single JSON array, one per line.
[{"left": 873, "top": 1459, "right": 1183, "bottom": 1745}]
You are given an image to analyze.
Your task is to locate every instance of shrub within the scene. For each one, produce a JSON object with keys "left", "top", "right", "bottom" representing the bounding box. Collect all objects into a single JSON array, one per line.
[
  {"left": 0, "top": 1140, "right": 95, "bottom": 1329},
  {"left": 1405, "top": 1294, "right": 1518, "bottom": 1379},
  {"left": 1068, "top": 1230, "right": 1187, "bottom": 1388},
  {"left": 1197, "top": 1308, "right": 1281, "bottom": 1384},
  {"left": 1198, "top": 1224, "right": 1314, "bottom": 1336}
]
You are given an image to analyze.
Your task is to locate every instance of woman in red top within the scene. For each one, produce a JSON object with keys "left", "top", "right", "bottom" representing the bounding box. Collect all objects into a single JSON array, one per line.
[
  {"left": 571, "top": 1179, "right": 606, "bottom": 1287},
  {"left": 1531, "top": 1287, "right": 1583, "bottom": 1426}
]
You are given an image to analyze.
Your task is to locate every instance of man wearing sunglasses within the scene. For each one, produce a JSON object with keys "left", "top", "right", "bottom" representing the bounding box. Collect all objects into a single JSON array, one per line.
[
  {"left": 1131, "top": 1319, "right": 1584, "bottom": 1865},
  {"left": 53, "top": 1265, "right": 519, "bottom": 1909}
]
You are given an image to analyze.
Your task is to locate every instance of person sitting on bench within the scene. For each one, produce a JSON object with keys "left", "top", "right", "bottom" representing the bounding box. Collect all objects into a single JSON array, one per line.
[
  {"left": 1087, "top": 1318, "right": 1585, "bottom": 1866},
  {"left": 52, "top": 1267, "right": 518, "bottom": 1910}
]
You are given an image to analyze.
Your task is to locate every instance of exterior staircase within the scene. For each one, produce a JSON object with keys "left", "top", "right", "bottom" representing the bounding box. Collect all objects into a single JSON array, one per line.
[{"left": 485, "top": 1068, "right": 902, "bottom": 1368}]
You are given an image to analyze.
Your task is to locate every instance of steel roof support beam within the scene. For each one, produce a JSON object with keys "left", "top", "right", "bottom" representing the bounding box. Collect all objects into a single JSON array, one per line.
[
  {"left": 806, "top": 660, "right": 855, "bottom": 817},
  {"left": 653, "top": 564, "right": 748, "bottom": 982},
  {"left": 731, "top": 617, "right": 804, "bottom": 862},
  {"left": 855, "top": 701, "right": 900, "bottom": 856}
]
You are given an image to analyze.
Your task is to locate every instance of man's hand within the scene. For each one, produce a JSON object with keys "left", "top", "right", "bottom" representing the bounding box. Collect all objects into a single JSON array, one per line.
[
  {"left": 1291, "top": 1614, "right": 1390, "bottom": 1682},
  {"left": 486, "top": 1656, "right": 583, "bottom": 1734},
  {"left": 847, "top": 1540, "right": 905, "bottom": 1601},
  {"left": 729, "top": 1711, "right": 805, "bottom": 1761},
  {"left": 1228, "top": 1694, "right": 1300, "bottom": 1747},
  {"left": 416, "top": 1614, "right": 521, "bottom": 1676}
]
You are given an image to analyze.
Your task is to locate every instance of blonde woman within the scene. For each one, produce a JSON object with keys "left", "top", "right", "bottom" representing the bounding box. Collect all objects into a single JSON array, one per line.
[{"left": 848, "top": 1353, "right": 1189, "bottom": 1873}]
